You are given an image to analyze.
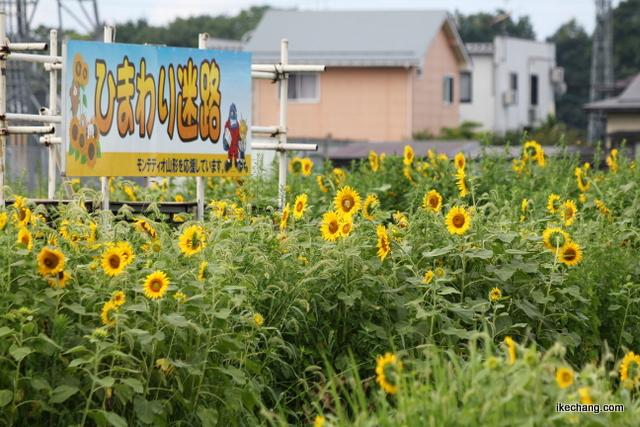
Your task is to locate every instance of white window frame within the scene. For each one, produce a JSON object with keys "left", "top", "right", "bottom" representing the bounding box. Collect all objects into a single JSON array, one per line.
[
  {"left": 277, "top": 73, "right": 320, "bottom": 103},
  {"left": 443, "top": 75, "right": 454, "bottom": 106}
]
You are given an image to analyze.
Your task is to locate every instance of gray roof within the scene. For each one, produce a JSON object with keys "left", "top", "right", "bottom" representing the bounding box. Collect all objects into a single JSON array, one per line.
[
  {"left": 584, "top": 73, "right": 640, "bottom": 112},
  {"left": 245, "top": 10, "right": 471, "bottom": 68},
  {"left": 206, "top": 37, "right": 244, "bottom": 51}
]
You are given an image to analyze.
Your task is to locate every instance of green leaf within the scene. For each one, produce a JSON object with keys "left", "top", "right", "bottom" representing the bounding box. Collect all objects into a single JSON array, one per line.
[
  {"left": 622, "top": 331, "right": 633, "bottom": 344},
  {"left": 214, "top": 308, "right": 231, "bottom": 319},
  {"left": 104, "top": 412, "right": 128, "bottom": 427},
  {"left": 23, "top": 322, "right": 35, "bottom": 334},
  {"left": 515, "top": 300, "right": 544, "bottom": 321},
  {"left": 83, "top": 94, "right": 88, "bottom": 107},
  {"left": 0, "top": 390, "right": 13, "bottom": 407},
  {"left": 9, "top": 344, "right": 33, "bottom": 362},
  {"left": 221, "top": 366, "right": 246, "bottom": 385},
  {"left": 196, "top": 407, "right": 219, "bottom": 427},
  {"left": 134, "top": 396, "right": 163, "bottom": 425},
  {"left": 337, "top": 290, "right": 362, "bottom": 307},
  {"left": 0, "top": 326, "right": 14, "bottom": 339},
  {"left": 80, "top": 154, "right": 87, "bottom": 164},
  {"left": 422, "top": 245, "right": 455, "bottom": 258},
  {"left": 466, "top": 248, "right": 493, "bottom": 259},
  {"left": 505, "top": 249, "right": 530, "bottom": 254},
  {"left": 50, "top": 385, "right": 80, "bottom": 403},
  {"left": 121, "top": 378, "right": 144, "bottom": 394},
  {"left": 69, "top": 356, "right": 93, "bottom": 367},
  {"left": 608, "top": 304, "right": 622, "bottom": 311},
  {"left": 438, "top": 286, "right": 460, "bottom": 295},
  {"left": 92, "top": 375, "right": 116, "bottom": 388},
  {"left": 442, "top": 327, "right": 472, "bottom": 339},
  {"left": 496, "top": 232, "right": 519, "bottom": 243},
  {"left": 162, "top": 313, "right": 189, "bottom": 328},
  {"left": 65, "top": 303, "right": 86, "bottom": 315}
]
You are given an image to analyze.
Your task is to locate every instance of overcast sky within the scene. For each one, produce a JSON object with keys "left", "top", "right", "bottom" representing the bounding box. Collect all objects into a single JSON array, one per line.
[{"left": 30, "top": 0, "right": 621, "bottom": 42}]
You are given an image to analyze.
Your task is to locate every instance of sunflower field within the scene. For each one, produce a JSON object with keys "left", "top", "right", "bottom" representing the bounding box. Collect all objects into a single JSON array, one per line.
[{"left": 1, "top": 140, "right": 640, "bottom": 426}]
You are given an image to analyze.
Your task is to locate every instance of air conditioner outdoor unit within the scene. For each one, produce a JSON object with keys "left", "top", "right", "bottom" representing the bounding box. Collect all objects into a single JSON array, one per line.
[
  {"left": 551, "top": 67, "right": 565, "bottom": 84},
  {"left": 528, "top": 107, "right": 538, "bottom": 125},
  {"left": 503, "top": 90, "right": 517, "bottom": 106}
]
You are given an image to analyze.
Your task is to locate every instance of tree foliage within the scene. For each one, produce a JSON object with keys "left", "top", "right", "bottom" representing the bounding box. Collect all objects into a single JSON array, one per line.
[
  {"left": 613, "top": 0, "right": 640, "bottom": 79},
  {"left": 456, "top": 10, "right": 535, "bottom": 42},
  {"left": 547, "top": 19, "right": 592, "bottom": 134}
]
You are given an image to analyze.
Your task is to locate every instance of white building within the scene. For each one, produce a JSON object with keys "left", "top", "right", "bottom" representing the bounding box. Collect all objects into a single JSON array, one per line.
[{"left": 459, "top": 37, "right": 564, "bottom": 134}]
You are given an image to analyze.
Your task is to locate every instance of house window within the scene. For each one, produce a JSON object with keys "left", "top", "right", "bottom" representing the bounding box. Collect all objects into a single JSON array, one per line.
[
  {"left": 510, "top": 72, "right": 518, "bottom": 104},
  {"left": 530, "top": 74, "right": 539, "bottom": 106},
  {"left": 279, "top": 73, "right": 319, "bottom": 102},
  {"left": 443, "top": 75, "right": 454, "bottom": 105},
  {"left": 460, "top": 72, "right": 472, "bottom": 103}
]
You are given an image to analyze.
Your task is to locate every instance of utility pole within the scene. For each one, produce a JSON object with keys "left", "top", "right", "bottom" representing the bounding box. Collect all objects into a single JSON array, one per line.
[{"left": 587, "top": 0, "right": 613, "bottom": 144}]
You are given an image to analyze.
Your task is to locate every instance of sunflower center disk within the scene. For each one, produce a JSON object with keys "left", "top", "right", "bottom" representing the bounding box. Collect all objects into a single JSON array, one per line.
[
  {"left": 564, "top": 249, "right": 576, "bottom": 261},
  {"left": 150, "top": 279, "right": 162, "bottom": 292},
  {"left": 343, "top": 199, "right": 352, "bottom": 210},
  {"left": 109, "top": 255, "right": 120, "bottom": 269},
  {"left": 453, "top": 215, "right": 465, "bottom": 227},
  {"left": 328, "top": 221, "right": 339, "bottom": 234},
  {"left": 44, "top": 256, "right": 58, "bottom": 269}
]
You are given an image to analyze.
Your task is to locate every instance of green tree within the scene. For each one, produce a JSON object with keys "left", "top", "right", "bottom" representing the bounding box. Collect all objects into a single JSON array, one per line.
[
  {"left": 613, "top": 0, "right": 640, "bottom": 79},
  {"left": 547, "top": 19, "right": 592, "bottom": 134},
  {"left": 456, "top": 10, "right": 535, "bottom": 43}
]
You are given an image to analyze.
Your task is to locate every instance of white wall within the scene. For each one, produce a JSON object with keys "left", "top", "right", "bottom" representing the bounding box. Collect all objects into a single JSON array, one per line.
[{"left": 459, "top": 53, "right": 494, "bottom": 131}]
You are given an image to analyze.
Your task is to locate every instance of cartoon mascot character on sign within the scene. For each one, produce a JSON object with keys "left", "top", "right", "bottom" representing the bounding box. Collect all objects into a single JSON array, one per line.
[
  {"left": 223, "top": 103, "right": 241, "bottom": 172},
  {"left": 236, "top": 118, "right": 248, "bottom": 172}
]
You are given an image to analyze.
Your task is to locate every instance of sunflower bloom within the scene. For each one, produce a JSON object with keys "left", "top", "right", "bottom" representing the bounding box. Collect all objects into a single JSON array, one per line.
[
  {"left": 334, "top": 186, "right": 362, "bottom": 218},
  {"left": 112, "top": 291, "right": 126, "bottom": 307},
  {"left": 454, "top": 152, "right": 466, "bottom": 170},
  {"left": 253, "top": 314, "right": 264, "bottom": 326},
  {"left": 547, "top": 194, "right": 561, "bottom": 214},
  {"left": 101, "top": 301, "right": 118, "bottom": 326},
  {"left": 422, "top": 190, "right": 443, "bottom": 212},
  {"left": 619, "top": 351, "right": 640, "bottom": 388},
  {"left": 101, "top": 246, "right": 126, "bottom": 277},
  {"left": 280, "top": 203, "right": 291, "bottom": 230},
  {"left": 17, "top": 227, "right": 33, "bottom": 251},
  {"left": 142, "top": 270, "right": 170, "bottom": 299},
  {"left": 556, "top": 367, "right": 574, "bottom": 389},
  {"left": 490, "top": 287, "right": 502, "bottom": 301},
  {"left": 504, "top": 336, "right": 517, "bottom": 366},
  {"left": 47, "top": 270, "right": 72, "bottom": 289},
  {"left": 198, "top": 261, "right": 208, "bottom": 281},
  {"left": 376, "top": 225, "right": 391, "bottom": 261},
  {"left": 403, "top": 145, "right": 414, "bottom": 166},
  {"left": 0, "top": 211, "right": 7, "bottom": 230},
  {"left": 288, "top": 156, "right": 302, "bottom": 174},
  {"left": 316, "top": 175, "right": 330, "bottom": 193},
  {"left": 293, "top": 194, "right": 308, "bottom": 220},
  {"left": 173, "top": 292, "right": 187, "bottom": 304},
  {"left": 557, "top": 242, "right": 582, "bottom": 267},
  {"left": 135, "top": 218, "right": 157, "bottom": 239},
  {"left": 375, "top": 352, "right": 402, "bottom": 394},
  {"left": 561, "top": 200, "right": 577, "bottom": 226},
  {"left": 454, "top": 169, "right": 469, "bottom": 197},
  {"left": 579, "top": 388, "right": 594, "bottom": 405},
  {"left": 368, "top": 150, "right": 380, "bottom": 172},
  {"left": 575, "top": 167, "right": 590, "bottom": 192},
  {"left": 363, "top": 194, "right": 379, "bottom": 219},
  {"left": 37, "top": 247, "right": 66, "bottom": 276},
  {"left": 339, "top": 218, "right": 353, "bottom": 237},
  {"left": 445, "top": 206, "right": 471, "bottom": 235},
  {"left": 542, "top": 227, "right": 570, "bottom": 251},
  {"left": 116, "top": 241, "right": 135, "bottom": 267},
  {"left": 178, "top": 225, "right": 207, "bottom": 256},
  {"left": 320, "top": 211, "right": 341, "bottom": 242},
  {"left": 301, "top": 158, "right": 313, "bottom": 176},
  {"left": 423, "top": 270, "right": 434, "bottom": 284},
  {"left": 313, "top": 415, "right": 326, "bottom": 427}
]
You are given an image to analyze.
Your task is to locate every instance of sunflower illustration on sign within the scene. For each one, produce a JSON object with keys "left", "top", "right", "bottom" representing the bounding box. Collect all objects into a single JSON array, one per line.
[{"left": 68, "top": 53, "right": 101, "bottom": 169}]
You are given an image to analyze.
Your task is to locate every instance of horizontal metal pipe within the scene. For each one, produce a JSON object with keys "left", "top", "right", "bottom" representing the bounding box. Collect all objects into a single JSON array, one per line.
[
  {"left": 39, "top": 136, "right": 62, "bottom": 144},
  {"left": 252, "top": 141, "right": 318, "bottom": 151},
  {"left": 5, "top": 113, "right": 61, "bottom": 123},
  {"left": 251, "top": 71, "right": 278, "bottom": 80},
  {"left": 5, "top": 53, "right": 62, "bottom": 63},
  {"left": 251, "top": 125, "right": 282, "bottom": 135},
  {"left": 44, "top": 63, "right": 62, "bottom": 71},
  {"left": 7, "top": 42, "right": 48, "bottom": 51},
  {"left": 252, "top": 64, "right": 326, "bottom": 73},
  {"left": 4, "top": 125, "right": 55, "bottom": 134}
]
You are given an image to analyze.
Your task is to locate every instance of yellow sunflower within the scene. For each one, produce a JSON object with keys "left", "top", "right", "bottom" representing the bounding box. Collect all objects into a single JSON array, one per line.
[
  {"left": 547, "top": 194, "right": 561, "bottom": 214},
  {"left": 174, "top": 292, "right": 187, "bottom": 304},
  {"left": 123, "top": 185, "right": 137, "bottom": 201},
  {"left": 393, "top": 211, "right": 408, "bottom": 229},
  {"left": 454, "top": 169, "right": 469, "bottom": 197},
  {"left": 375, "top": 352, "right": 402, "bottom": 395},
  {"left": 339, "top": 218, "right": 353, "bottom": 237},
  {"left": 0, "top": 211, "right": 7, "bottom": 230},
  {"left": 253, "top": 314, "right": 264, "bottom": 326},
  {"left": 579, "top": 388, "right": 594, "bottom": 405},
  {"left": 320, "top": 211, "right": 341, "bottom": 242},
  {"left": 376, "top": 225, "right": 391, "bottom": 261},
  {"left": 619, "top": 351, "right": 640, "bottom": 388},
  {"left": 116, "top": 241, "right": 135, "bottom": 267},
  {"left": 490, "top": 287, "right": 502, "bottom": 301},
  {"left": 561, "top": 200, "right": 577, "bottom": 226},
  {"left": 556, "top": 367, "right": 574, "bottom": 389},
  {"left": 293, "top": 194, "right": 308, "bottom": 220},
  {"left": 363, "top": 194, "right": 379, "bottom": 220},
  {"left": 69, "top": 116, "right": 82, "bottom": 152},
  {"left": 334, "top": 186, "right": 362, "bottom": 218},
  {"left": 288, "top": 156, "right": 302, "bottom": 174},
  {"left": 454, "top": 152, "right": 466, "bottom": 170},
  {"left": 301, "top": 158, "right": 313, "bottom": 177},
  {"left": 178, "top": 225, "right": 207, "bottom": 256},
  {"left": 101, "top": 246, "right": 126, "bottom": 277},
  {"left": 422, "top": 190, "right": 443, "bottom": 212},
  {"left": 368, "top": 150, "right": 380, "bottom": 172},
  {"left": 17, "top": 227, "right": 33, "bottom": 251},
  {"left": 280, "top": 203, "right": 291, "bottom": 230},
  {"left": 504, "top": 336, "right": 516, "bottom": 366},
  {"left": 47, "top": 270, "right": 72, "bottom": 289},
  {"left": 174, "top": 194, "right": 184, "bottom": 202},
  {"left": 142, "top": 270, "right": 170, "bottom": 299},
  {"left": 112, "top": 291, "right": 126, "bottom": 307},
  {"left": 423, "top": 270, "right": 434, "bottom": 284},
  {"left": 316, "top": 175, "right": 330, "bottom": 193},
  {"left": 101, "top": 301, "right": 118, "bottom": 326},
  {"left": 445, "top": 206, "right": 471, "bottom": 235},
  {"left": 37, "top": 247, "right": 66, "bottom": 276},
  {"left": 135, "top": 218, "right": 157, "bottom": 239},
  {"left": 314, "top": 415, "right": 326, "bottom": 427},
  {"left": 403, "top": 145, "right": 414, "bottom": 166},
  {"left": 557, "top": 242, "right": 582, "bottom": 267},
  {"left": 198, "top": 261, "right": 208, "bottom": 281},
  {"left": 575, "top": 167, "right": 590, "bottom": 192},
  {"left": 542, "top": 227, "right": 570, "bottom": 251}
]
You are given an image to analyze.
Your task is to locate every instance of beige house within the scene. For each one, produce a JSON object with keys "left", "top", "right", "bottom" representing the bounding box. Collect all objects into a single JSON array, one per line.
[
  {"left": 584, "top": 73, "right": 640, "bottom": 154},
  {"left": 245, "top": 10, "right": 472, "bottom": 142}
]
